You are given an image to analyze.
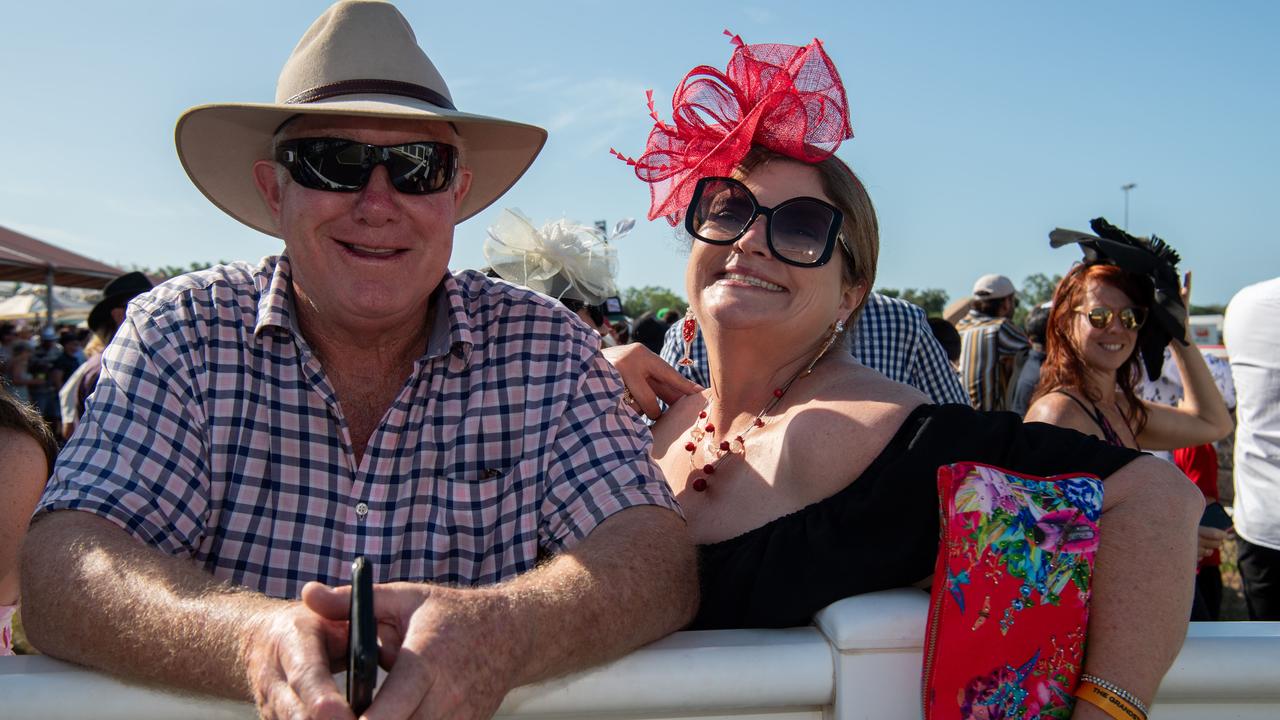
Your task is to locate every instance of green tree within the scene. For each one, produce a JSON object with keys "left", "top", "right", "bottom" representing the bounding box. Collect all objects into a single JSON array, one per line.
[
  {"left": 1020, "top": 273, "right": 1062, "bottom": 307},
  {"left": 876, "top": 287, "right": 948, "bottom": 316},
  {"left": 129, "top": 260, "right": 228, "bottom": 281},
  {"left": 1014, "top": 273, "right": 1063, "bottom": 325},
  {"left": 621, "top": 286, "right": 686, "bottom": 319}
]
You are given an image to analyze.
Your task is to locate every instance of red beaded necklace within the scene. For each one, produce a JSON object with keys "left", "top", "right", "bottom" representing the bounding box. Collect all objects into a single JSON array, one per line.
[{"left": 683, "top": 323, "right": 844, "bottom": 492}]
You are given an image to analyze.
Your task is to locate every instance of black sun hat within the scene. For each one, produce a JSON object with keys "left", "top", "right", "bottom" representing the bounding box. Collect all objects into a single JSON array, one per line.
[{"left": 88, "top": 272, "right": 154, "bottom": 335}]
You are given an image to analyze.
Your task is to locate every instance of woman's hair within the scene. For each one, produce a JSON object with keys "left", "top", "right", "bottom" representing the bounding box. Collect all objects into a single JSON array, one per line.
[
  {"left": 84, "top": 332, "right": 106, "bottom": 358},
  {"left": 927, "top": 317, "right": 962, "bottom": 365},
  {"left": 1032, "top": 263, "right": 1152, "bottom": 434},
  {"left": 0, "top": 385, "right": 58, "bottom": 474},
  {"left": 733, "top": 146, "right": 880, "bottom": 328}
]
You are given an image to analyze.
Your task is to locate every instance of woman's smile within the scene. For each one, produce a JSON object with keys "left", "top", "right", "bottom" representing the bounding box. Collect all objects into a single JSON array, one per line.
[{"left": 715, "top": 271, "right": 787, "bottom": 292}]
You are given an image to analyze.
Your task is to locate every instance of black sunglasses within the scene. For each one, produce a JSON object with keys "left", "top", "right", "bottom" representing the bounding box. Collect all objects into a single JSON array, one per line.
[
  {"left": 275, "top": 138, "right": 459, "bottom": 195},
  {"left": 685, "top": 176, "right": 852, "bottom": 268}
]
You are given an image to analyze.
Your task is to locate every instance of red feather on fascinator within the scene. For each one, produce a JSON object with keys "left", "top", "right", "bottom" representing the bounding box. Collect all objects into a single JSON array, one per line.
[{"left": 612, "top": 31, "right": 853, "bottom": 225}]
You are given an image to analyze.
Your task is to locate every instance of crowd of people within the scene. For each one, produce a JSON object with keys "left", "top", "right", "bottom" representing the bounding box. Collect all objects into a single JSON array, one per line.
[
  {"left": 1, "top": 2, "right": 1276, "bottom": 720},
  {"left": 0, "top": 323, "right": 89, "bottom": 433}
]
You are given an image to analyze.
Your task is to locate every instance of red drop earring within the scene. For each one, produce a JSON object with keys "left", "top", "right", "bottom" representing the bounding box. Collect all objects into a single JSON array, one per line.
[{"left": 679, "top": 309, "right": 697, "bottom": 367}]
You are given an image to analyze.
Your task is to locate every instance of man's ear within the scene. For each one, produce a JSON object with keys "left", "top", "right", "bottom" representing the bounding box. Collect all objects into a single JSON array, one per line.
[
  {"left": 252, "top": 160, "right": 285, "bottom": 220},
  {"left": 452, "top": 168, "right": 473, "bottom": 213}
]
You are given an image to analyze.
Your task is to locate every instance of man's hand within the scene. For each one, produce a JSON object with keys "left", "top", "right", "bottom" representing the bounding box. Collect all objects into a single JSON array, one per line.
[
  {"left": 304, "top": 581, "right": 517, "bottom": 720},
  {"left": 602, "top": 344, "right": 702, "bottom": 420},
  {"left": 242, "top": 590, "right": 354, "bottom": 720}
]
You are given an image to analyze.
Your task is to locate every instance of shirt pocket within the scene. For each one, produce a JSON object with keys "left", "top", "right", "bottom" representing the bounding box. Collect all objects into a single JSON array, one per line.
[{"left": 388, "top": 464, "right": 541, "bottom": 586}]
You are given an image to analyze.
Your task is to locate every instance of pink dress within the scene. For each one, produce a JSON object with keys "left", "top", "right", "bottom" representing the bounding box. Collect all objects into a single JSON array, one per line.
[{"left": 0, "top": 604, "right": 15, "bottom": 655}]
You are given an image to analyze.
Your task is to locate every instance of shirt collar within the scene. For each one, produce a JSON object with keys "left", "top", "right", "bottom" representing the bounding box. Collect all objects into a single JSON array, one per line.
[
  {"left": 427, "top": 273, "right": 474, "bottom": 366},
  {"left": 254, "top": 255, "right": 297, "bottom": 337}
]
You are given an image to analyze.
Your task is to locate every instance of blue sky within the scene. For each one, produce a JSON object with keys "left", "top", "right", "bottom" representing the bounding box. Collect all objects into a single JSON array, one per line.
[{"left": 1, "top": 1, "right": 1275, "bottom": 306}]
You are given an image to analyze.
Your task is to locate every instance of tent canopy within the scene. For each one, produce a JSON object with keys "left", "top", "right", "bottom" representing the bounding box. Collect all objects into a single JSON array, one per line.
[
  {"left": 0, "top": 290, "right": 95, "bottom": 322},
  {"left": 0, "top": 225, "right": 123, "bottom": 289}
]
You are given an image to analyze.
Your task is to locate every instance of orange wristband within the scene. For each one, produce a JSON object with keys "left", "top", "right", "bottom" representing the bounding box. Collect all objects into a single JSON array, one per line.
[{"left": 1075, "top": 681, "right": 1148, "bottom": 720}]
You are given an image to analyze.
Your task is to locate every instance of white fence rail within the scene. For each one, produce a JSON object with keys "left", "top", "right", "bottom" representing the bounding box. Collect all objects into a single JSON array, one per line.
[{"left": 4, "top": 589, "right": 1279, "bottom": 719}]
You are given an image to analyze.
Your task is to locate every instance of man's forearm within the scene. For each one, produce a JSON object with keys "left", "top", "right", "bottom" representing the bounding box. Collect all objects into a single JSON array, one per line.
[
  {"left": 21, "top": 511, "right": 282, "bottom": 699},
  {"left": 490, "top": 506, "right": 698, "bottom": 688}
]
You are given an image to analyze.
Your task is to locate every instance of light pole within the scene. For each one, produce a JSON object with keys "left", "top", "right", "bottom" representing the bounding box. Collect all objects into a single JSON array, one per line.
[{"left": 1121, "top": 183, "right": 1136, "bottom": 230}]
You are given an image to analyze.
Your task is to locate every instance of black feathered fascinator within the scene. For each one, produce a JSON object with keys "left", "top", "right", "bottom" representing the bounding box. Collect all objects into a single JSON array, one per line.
[{"left": 1048, "top": 217, "right": 1185, "bottom": 381}]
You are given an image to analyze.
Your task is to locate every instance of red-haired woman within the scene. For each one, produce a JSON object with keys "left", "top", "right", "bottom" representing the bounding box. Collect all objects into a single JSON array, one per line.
[{"left": 1025, "top": 264, "right": 1231, "bottom": 450}]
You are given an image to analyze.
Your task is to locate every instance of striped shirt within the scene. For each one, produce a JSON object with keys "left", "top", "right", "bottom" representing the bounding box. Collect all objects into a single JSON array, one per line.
[
  {"left": 956, "top": 309, "right": 1030, "bottom": 412},
  {"left": 659, "top": 292, "right": 967, "bottom": 405},
  {"left": 38, "top": 256, "right": 677, "bottom": 599}
]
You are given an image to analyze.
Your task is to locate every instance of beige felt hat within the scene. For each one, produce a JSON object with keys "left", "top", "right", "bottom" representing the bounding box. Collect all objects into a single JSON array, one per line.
[{"left": 175, "top": 0, "right": 547, "bottom": 237}]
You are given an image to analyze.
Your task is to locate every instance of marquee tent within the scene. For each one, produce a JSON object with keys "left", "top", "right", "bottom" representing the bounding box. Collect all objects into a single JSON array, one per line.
[{"left": 0, "top": 225, "right": 124, "bottom": 327}]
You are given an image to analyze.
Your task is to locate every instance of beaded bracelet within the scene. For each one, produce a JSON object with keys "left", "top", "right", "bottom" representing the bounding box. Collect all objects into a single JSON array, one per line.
[
  {"left": 1080, "top": 674, "right": 1150, "bottom": 716},
  {"left": 1075, "top": 680, "right": 1148, "bottom": 720}
]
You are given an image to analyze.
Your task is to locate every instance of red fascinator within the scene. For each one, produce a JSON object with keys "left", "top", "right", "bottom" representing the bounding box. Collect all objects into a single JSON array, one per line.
[{"left": 612, "top": 31, "right": 853, "bottom": 226}]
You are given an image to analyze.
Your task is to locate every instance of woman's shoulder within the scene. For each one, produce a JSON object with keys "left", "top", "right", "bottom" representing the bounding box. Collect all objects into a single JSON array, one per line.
[
  {"left": 789, "top": 363, "right": 922, "bottom": 432},
  {"left": 1024, "top": 388, "right": 1098, "bottom": 435},
  {"left": 820, "top": 358, "right": 929, "bottom": 405},
  {"left": 651, "top": 389, "right": 710, "bottom": 457}
]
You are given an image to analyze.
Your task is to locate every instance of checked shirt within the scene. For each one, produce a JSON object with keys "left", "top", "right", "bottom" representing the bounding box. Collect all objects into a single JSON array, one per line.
[
  {"left": 660, "top": 292, "right": 967, "bottom": 405},
  {"left": 39, "top": 256, "right": 677, "bottom": 599}
]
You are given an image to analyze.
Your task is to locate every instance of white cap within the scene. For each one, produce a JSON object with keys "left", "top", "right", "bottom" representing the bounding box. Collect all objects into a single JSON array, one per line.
[{"left": 972, "top": 274, "right": 1016, "bottom": 299}]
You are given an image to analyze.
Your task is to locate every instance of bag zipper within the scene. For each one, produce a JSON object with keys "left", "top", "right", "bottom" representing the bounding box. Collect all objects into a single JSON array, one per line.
[{"left": 920, "top": 463, "right": 957, "bottom": 718}]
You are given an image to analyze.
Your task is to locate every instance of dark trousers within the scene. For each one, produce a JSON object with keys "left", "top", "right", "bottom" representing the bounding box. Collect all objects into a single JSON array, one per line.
[
  {"left": 1191, "top": 566, "right": 1222, "bottom": 621},
  {"left": 1238, "top": 537, "right": 1280, "bottom": 621}
]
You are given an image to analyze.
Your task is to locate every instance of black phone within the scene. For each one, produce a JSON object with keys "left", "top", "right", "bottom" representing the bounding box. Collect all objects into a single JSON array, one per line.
[
  {"left": 1200, "top": 501, "right": 1233, "bottom": 532},
  {"left": 347, "top": 556, "right": 377, "bottom": 715}
]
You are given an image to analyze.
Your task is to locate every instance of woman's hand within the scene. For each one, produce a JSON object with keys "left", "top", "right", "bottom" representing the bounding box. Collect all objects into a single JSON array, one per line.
[
  {"left": 1197, "top": 525, "right": 1228, "bottom": 560},
  {"left": 602, "top": 344, "right": 703, "bottom": 421},
  {"left": 1137, "top": 268, "right": 1235, "bottom": 450}
]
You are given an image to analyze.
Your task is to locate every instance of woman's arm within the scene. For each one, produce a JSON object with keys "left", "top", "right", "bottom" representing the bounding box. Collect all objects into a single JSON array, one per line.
[
  {"left": 0, "top": 429, "right": 49, "bottom": 604},
  {"left": 1137, "top": 271, "right": 1233, "bottom": 451},
  {"left": 1136, "top": 341, "right": 1233, "bottom": 450}
]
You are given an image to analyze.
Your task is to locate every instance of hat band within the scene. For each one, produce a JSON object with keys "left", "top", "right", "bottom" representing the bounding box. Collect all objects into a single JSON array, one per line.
[{"left": 283, "top": 79, "right": 456, "bottom": 110}]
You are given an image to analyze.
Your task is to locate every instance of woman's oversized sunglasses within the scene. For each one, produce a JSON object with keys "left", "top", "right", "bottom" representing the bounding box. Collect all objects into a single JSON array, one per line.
[
  {"left": 1076, "top": 305, "right": 1148, "bottom": 331},
  {"left": 275, "top": 138, "right": 459, "bottom": 195},
  {"left": 685, "top": 176, "right": 852, "bottom": 268}
]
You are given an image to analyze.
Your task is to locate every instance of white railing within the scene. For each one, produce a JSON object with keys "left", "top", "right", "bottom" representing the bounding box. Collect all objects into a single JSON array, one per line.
[{"left": 4, "top": 589, "right": 1280, "bottom": 719}]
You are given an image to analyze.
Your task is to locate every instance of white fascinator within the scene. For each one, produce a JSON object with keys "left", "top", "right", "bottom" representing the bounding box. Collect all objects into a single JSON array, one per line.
[{"left": 484, "top": 209, "right": 633, "bottom": 305}]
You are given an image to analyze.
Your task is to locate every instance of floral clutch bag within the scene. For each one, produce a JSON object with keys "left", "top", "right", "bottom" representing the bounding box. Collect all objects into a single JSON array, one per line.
[{"left": 922, "top": 462, "right": 1104, "bottom": 719}]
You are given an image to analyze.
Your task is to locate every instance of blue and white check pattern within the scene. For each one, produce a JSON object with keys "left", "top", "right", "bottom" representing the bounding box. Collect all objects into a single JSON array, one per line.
[
  {"left": 39, "top": 256, "right": 677, "bottom": 599},
  {"left": 660, "top": 292, "right": 967, "bottom": 405}
]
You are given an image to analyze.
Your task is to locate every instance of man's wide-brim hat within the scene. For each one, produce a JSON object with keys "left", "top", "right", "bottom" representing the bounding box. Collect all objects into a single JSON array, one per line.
[{"left": 175, "top": 0, "right": 547, "bottom": 237}]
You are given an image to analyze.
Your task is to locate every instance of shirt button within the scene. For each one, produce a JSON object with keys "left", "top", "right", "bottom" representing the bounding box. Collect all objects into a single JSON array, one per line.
[{"left": 355, "top": 502, "right": 369, "bottom": 517}]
